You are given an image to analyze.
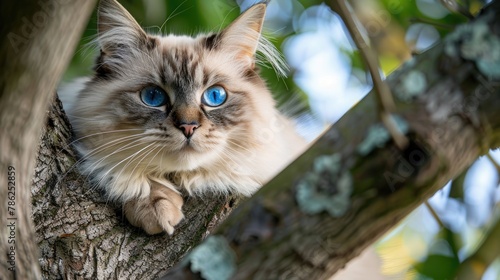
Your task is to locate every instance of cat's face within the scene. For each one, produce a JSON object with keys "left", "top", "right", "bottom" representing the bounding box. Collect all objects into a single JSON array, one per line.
[{"left": 72, "top": 0, "right": 281, "bottom": 172}]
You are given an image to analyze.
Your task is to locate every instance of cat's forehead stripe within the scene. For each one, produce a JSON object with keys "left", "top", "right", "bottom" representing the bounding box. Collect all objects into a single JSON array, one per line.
[{"left": 160, "top": 42, "right": 203, "bottom": 97}]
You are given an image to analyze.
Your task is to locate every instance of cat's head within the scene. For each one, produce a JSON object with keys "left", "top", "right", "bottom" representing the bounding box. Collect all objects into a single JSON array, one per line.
[{"left": 72, "top": 0, "right": 286, "bottom": 175}]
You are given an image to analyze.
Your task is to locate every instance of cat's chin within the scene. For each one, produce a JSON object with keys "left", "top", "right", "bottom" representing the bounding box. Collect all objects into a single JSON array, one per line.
[
  {"left": 168, "top": 147, "right": 217, "bottom": 172},
  {"left": 179, "top": 143, "right": 197, "bottom": 153},
  {"left": 171, "top": 155, "right": 204, "bottom": 171}
]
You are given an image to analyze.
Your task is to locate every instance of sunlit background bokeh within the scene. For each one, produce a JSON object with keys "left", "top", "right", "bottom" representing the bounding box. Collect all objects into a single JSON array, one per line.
[{"left": 63, "top": 0, "right": 500, "bottom": 278}]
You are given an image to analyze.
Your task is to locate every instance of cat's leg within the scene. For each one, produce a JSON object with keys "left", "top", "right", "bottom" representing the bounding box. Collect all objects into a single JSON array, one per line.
[{"left": 123, "top": 182, "right": 184, "bottom": 235}]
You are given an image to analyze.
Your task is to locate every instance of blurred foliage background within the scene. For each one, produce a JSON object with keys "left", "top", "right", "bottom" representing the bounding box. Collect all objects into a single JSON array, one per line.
[{"left": 63, "top": 0, "right": 499, "bottom": 279}]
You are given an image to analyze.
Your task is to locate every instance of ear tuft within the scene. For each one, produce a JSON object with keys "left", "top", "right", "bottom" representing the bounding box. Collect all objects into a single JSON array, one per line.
[
  {"left": 97, "top": 0, "right": 147, "bottom": 52},
  {"left": 219, "top": 4, "right": 267, "bottom": 67}
]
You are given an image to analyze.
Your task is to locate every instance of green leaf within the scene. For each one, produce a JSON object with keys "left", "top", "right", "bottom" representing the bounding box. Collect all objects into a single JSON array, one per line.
[
  {"left": 440, "top": 228, "right": 461, "bottom": 259},
  {"left": 414, "top": 254, "right": 460, "bottom": 280}
]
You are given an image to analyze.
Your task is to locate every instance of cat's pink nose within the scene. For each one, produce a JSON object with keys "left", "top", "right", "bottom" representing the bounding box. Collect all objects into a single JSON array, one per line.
[{"left": 178, "top": 123, "right": 199, "bottom": 138}]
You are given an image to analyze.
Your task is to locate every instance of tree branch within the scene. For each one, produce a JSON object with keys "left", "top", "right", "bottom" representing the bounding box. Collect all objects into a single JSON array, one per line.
[{"left": 330, "top": 0, "right": 408, "bottom": 150}]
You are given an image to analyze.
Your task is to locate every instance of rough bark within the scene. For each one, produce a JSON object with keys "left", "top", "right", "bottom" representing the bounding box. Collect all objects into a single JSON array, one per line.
[
  {"left": 1, "top": 0, "right": 499, "bottom": 279},
  {"left": 0, "top": 1, "right": 96, "bottom": 279}
]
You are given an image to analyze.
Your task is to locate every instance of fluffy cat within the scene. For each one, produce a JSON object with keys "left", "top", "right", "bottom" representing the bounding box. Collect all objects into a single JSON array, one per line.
[{"left": 61, "top": 0, "right": 306, "bottom": 234}]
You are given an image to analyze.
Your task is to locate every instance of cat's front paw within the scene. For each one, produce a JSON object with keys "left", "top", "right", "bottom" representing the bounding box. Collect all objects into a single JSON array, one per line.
[{"left": 124, "top": 182, "right": 184, "bottom": 235}]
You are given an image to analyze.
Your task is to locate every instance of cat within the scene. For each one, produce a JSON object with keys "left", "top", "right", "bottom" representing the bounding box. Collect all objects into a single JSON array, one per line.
[{"left": 60, "top": 0, "right": 307, "bottom": 235}]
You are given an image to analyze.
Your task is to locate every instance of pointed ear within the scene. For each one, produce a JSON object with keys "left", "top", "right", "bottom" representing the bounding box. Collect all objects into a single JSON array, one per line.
[
  {"left": 97, "top": 0, "right": 148, "bottom": 53},
  {"left": 219, "top": 4, "right": 267, "bottom": 67}
]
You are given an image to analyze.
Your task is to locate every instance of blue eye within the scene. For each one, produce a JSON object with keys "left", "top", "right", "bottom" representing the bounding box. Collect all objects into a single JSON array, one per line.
[
  {"left": 140, "top": 86, "right": 168, "bottom": 107},
  {"left": 202, "top": 86, "right": 227, "bottom": 107}
]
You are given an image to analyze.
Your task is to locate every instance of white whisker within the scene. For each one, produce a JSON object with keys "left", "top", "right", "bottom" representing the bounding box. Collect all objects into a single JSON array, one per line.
[
  {"left": 77, "top": 137, "right": 148, "bottom": 188},
  {"left": 121, "top": 144, "right": 160, "bottom": 185},
  {"left": 160, "top": 0, "right": 191, "bottom": 33},
  {"left": 70, "top": 128, "right": 144, "bottom": 145},
  {"left": 83, "top": 138, "right": 148, "bottom": 179},
  {"left": 100, "top": 142, "right": 156, "bottom": 182},
  {"left": 59, "top": 134, "right": 144, "bottom": 183}
]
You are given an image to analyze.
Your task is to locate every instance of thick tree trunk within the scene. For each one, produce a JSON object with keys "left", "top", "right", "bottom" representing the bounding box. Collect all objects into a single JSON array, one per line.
[
  {"left": 0, "top": 1, "right": 96, "bottom": 279},
  {"left": 1, "top": 0, "right": 499, "bottom": 279}
]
